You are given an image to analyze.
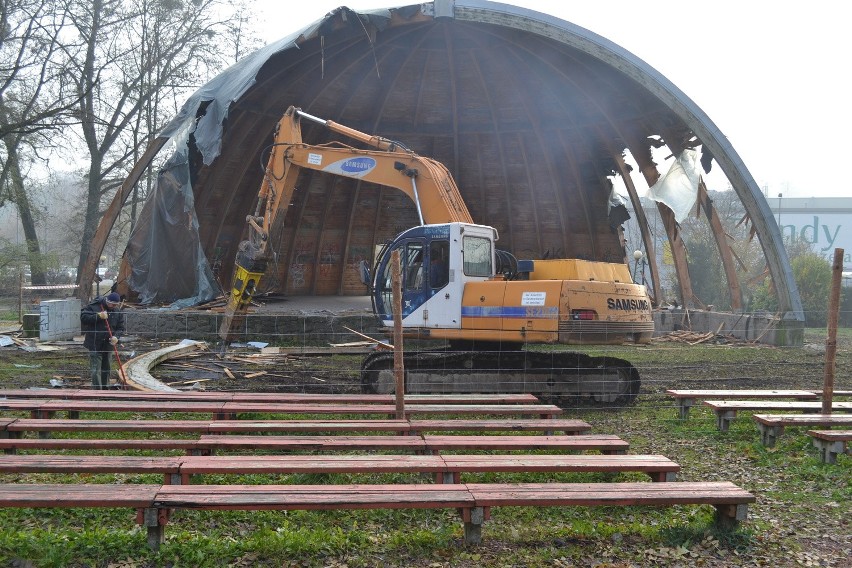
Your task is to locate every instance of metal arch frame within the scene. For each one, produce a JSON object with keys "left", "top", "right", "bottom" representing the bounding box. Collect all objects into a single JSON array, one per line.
[{"left": 451, "top": 0, "right": 803, "bottom": 321}]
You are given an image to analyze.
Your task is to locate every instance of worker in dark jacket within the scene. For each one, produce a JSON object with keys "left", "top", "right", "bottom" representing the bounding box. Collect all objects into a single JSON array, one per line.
[{"left": 80, "top": 292, "right": 125, "bottom": 389}]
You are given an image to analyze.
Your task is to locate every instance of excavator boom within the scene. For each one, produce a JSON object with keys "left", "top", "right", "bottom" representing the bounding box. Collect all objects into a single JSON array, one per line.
[{"left": 219, "top": 106, "right": 472, "bottom": 339}]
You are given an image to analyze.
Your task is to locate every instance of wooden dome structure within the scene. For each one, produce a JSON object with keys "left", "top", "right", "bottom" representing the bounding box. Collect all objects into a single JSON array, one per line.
[{"left": 90, "top": 1, "right": 801, "bottom": 325}]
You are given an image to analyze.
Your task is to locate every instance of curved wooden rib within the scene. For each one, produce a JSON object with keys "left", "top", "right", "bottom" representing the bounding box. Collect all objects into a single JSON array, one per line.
[{"left": 122, "top": 341, "right": 207, "bottom": 392}]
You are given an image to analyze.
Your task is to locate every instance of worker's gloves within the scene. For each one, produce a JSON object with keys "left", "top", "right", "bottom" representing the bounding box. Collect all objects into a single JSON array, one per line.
[
  {"left": 98, "top": 311, "right": 108, "bottom": 320},
  {"left": 109, "top": 336, "right": 118, "bottom": 346}
]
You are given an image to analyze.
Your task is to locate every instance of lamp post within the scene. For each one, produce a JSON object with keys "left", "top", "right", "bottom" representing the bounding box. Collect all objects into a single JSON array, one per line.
[
  {"left": 777, "top": 192, "right": 782, "bottom": 228},
  {"left": 632, "top": 250, "right": 644, "bottom": 283},
  {"left": 97, "top": 255, "right": 106, "bottom": 297}
]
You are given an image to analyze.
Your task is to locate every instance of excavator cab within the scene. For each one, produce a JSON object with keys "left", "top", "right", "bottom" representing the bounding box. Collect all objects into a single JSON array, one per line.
[{"left": 370, "top": 222, "right": 497, "bottom": 329}]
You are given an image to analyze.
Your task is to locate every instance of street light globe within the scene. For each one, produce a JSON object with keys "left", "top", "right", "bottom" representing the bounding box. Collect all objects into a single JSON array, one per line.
[{"left": 633, "top": 250, "right": 644, "bottom": 261}]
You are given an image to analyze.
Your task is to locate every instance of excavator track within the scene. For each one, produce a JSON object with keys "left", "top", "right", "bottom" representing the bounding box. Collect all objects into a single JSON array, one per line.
[{"left": 361, "top": 349, "right": 640, "bottom": 408}]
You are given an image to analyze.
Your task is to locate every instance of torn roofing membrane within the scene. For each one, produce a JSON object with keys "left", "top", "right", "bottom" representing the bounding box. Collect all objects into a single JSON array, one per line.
[{"left": 126, "top": 8, "right": 394, "bottom": 307}]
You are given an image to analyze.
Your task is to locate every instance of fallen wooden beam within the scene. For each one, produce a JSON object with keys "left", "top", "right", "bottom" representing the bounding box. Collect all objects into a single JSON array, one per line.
[{"left": 123, "top": 341, "right": 207, "bottom": 392}]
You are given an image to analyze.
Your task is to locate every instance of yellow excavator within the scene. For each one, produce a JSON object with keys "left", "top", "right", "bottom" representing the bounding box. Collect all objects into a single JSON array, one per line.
[{"left": 221, "top": 106, "right": 653, "bottom": 405}]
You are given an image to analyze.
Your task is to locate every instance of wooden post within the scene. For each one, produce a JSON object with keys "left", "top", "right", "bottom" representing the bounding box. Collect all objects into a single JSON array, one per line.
[
  {"left": 822, "top": 248, "right": 843, "bottom": 414},
  {"left": 18, "top": 272, "right": 23, "bottom": 323},
  {"left": 391, "top": 250, "right": 405, "bottom": 419}
]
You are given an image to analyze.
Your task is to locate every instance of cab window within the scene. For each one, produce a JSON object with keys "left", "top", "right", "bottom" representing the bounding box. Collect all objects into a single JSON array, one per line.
[{"left": 462, "top": 236, "right": 491, "bottom": 277}]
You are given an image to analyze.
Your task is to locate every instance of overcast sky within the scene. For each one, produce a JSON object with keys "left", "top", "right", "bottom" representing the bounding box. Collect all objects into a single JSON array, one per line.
[{"left": 250, "top": 1, "right": 849, "bottom": 199}]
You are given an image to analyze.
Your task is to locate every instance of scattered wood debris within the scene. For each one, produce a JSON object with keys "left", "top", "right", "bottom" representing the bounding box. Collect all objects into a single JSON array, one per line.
[{"left": 651, "top": 330, "right": 761, "bottom": 346}]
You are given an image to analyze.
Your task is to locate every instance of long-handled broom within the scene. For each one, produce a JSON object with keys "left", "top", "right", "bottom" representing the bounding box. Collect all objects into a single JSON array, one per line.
[{"left": 103, "top": 317, "right": 128, "bottom": 389}]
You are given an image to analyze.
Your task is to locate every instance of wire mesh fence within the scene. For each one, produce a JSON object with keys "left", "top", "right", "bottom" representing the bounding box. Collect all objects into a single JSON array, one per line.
[{"left": 1, "top": 296, "right": 849, "bottom": 437}]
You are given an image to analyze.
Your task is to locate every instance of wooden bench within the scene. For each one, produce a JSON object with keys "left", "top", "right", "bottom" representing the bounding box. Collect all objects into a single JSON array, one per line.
[
  {"left": 666, "top": 390, "right": 819, "bottom": 420},
  {"left": 1, "top": 399, "right": 563, "bottom": 421},
  {"left": 807, "top": 430, "right": 852, "bottom": 464},
  {"left": 0, "top": 417, "right": 592, "bottom": 437},
  {"left": 197, "top": 434, "right": 629, "bottom": 455},
  {"left": 0, "top": 481, "right": 754, "bottom": 549},
  {"left": 752, "top": 414, "right": 852, "bottom": 447},
  {"left": 0, "top": 455, "right": 187, "bottom": 484},
  {"left": 808, "top": 390, "right": 852, "bottom": 397},
  {"left": 0, "top": 438, "right": 203, "bottom": 453},
  {"left": 0, "top": 389, "right": 539, "bottom": 405},
  {"left": 0, "top": 433, "right": 628, "bottom": 456},
  {"left": 407, "top": 419, "right": 590, "bottom": 435},
  {"left": 0, "top": 452, "right": 680, "bottom": 484},
  {"left": 704, "top": 401, "right": 852, "bottom": 432}
]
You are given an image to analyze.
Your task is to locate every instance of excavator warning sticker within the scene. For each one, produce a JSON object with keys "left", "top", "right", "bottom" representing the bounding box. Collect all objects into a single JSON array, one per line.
[
  {"left": 521, "top": 291, "right": 546, "bottom": 306},
  {"left": 308, "top": 153, "right": 322, "bottom": 165}
]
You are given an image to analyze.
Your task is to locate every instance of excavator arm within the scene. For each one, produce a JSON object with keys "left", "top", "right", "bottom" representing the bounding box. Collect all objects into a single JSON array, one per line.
[{"left": 219, "top": 106, "right": 473, "bottom": 339}]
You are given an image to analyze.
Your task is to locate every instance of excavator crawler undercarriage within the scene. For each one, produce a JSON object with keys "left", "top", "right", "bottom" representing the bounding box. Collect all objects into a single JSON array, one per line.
[{"left": 361, "top": 349, "right": 640, "bottom": 408}]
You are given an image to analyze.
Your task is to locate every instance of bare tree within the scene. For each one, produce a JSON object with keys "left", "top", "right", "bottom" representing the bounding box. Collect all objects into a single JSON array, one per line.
[
  {"left": 0, "top": 0, "right": 80, "bottom": 284},
  {"left": 67, "top": 0, "right": 256, "bottom": 295}
]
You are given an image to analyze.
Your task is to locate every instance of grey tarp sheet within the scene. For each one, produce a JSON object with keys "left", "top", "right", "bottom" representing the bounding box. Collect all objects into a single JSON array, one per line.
[{"left": 124, "top": 7, "right": 394, "bottom": 307}]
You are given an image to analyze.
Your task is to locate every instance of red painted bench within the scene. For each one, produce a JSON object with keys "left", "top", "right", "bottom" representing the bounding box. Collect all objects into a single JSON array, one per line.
[
  {"left": 0, "top": 417, "right": 592, "bottom": 437},
  {"left": 704, "top": 401, "right": 852, "bottom": 432},
  {"left": 665, "top": 389, "right": 818, "bottom": 419},
  {"left": 196, "top": 434, "right": 629, "bottom": 455},
  {"left": 0, "top": 452, "right": 680, "bottom": 484},
  {"left": 0, "top": 481, "right": 753, "bottom": 549},
  {"left": 0, "top": 389, "right": 540, "bottom": 405},
  {"left": 752, "top": 414, "right": 852, "bottom": 447},
  {"left": 807, "top": 430, "right": 852, "bottom": 464},
  {"left": 0, "top": 433, "right": 626, "bottom": 455},
  {"left": 193, "top": 434, "right": 628, "bottom": 454},
  {"left": 1, "top": 399, "right": 563, "bottom": 421}
]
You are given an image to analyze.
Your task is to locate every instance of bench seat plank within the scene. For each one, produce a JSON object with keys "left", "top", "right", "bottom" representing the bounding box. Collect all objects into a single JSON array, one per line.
[
  {"left": 7, "top": 419, "right": 216, "bottom": 434},
  {"left": 441, "top": 454, "right": 677, "bottom": 481},
  {"left": 0, "top": 389, "right": 539, "bottom": 405},
  {"left": 0, "top": 438, "right": 201, "bottom": 451},
  {"left": 408, "top": 419, "right": 590, "bottom": 434},
  {"left": 0, "top": 455, "right": 183, "bottom": 474},
  {"left": 153, "top": 483, "right": 475, "bottom": 510},
  {"left": 0, "top": 434, "right": 626, "bottom": 454},
  {"left": 465, "top": 481, "right": 754, "bottom": 507},
  {"left": 4, "top": 419, "right": 412, "bottom": 435},
  {"left": 666, "top": 389, "right": 818, "bottom": 397},
  {"left": 422, "top": 434, "right": 628, "bottom": 453},
  {"left": 198, "top": 434, "right": 427, "bottom": 452},
  {"left": 0, "top": 418, "right": 591, "bottom": 437},
  {"left": 180, "top": 454, "right": 445, "bottom": 475},
  {"left": 6, "top": 400, "right": 562, "bottom": 420},
  {"left": 220, "top": 402, "right": 562, "bottom": 417},
  {"left": 0, "top": 483, "right": 160, "bottom": 507}
]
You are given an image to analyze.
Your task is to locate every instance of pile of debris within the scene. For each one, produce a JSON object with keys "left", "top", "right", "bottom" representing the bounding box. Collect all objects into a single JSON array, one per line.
[{"left": 651, "top": 330, "right": 761, "bottom": 346}]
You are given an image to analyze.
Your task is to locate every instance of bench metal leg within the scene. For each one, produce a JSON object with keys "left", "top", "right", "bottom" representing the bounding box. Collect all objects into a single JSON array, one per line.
[
  {"left": 462, "top": 506, "right": 485, "bottom": 544},
  {"left": 715, "top": 410, "right": 737, "bottom": 432},
  {"left": 811, "top": 438, "right": 845, "bottom": 464},
  {"left": 713, "top": 503, "right": 748, "bottom": 530},
  {"left": 757, "top": 424, "right": 784, "bottom": 447}
]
